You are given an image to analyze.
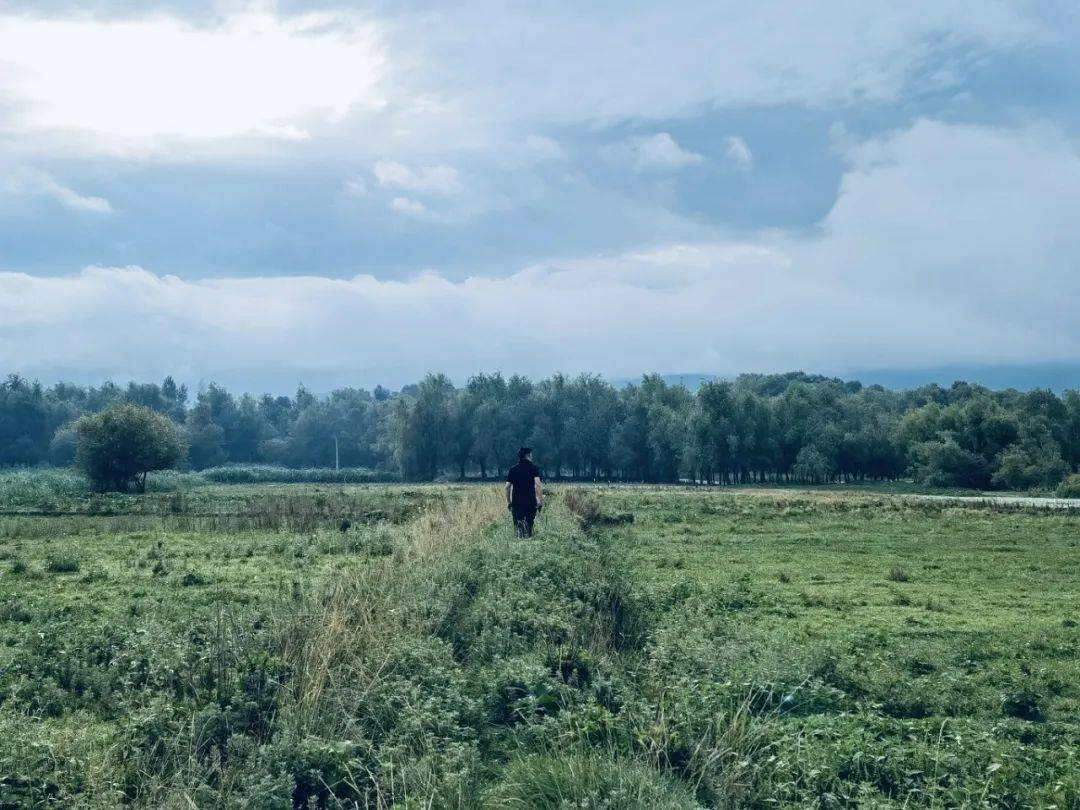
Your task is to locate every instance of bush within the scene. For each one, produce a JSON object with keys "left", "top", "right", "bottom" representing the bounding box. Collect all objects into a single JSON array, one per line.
[
  {"left": 1003, "top": 686, "right": 1045, "bottom": 722},
  {"left": 1057, "top": 473, "right": 1080, "bottom": 498},
  {"left": 74, "top": 404, "right": 187, "bottom": 492},
  {"left": 563, "top": 489, "right": 635, "bottom": 529},
  {"left": 46, "top": 555, "right": 80, "bottom": 574},
  {"left": 887, "top": 566, "right": 910, "bottom": 583}
]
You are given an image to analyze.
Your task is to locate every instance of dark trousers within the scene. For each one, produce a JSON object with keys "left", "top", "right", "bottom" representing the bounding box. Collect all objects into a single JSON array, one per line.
[{"left": 511, "top": 504, "right": 537, "bottom": 537}]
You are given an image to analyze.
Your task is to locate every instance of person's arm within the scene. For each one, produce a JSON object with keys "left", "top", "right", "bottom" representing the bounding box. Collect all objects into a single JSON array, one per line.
[
  {"left": 534, "top": 476, "right": 543, "bottom": 509},
  {"left": 505, "top": 480, "right": 513, "bottom": 509}
]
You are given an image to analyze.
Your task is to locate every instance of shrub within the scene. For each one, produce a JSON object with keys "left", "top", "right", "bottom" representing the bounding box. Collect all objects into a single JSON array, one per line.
[
  {"left": 887, "top": 566, "right": 910, "bottom": 583},
  {"left": 46, "top": 555, "right": 80, "bottom": 574},
  {"left": 1003, "top": 686, "right": 1045, "bottom": 722},
  {"left": 0, "top": 600, "right": 33, "bottom": 622},
  {"left": 74, "top": 403, "right": 187, "bottom": 492},
  {"left": 180, "top": 570, "right": 209, "bottom": 587},
  {"left": 563, "top": 489, "right": 634, "bottom": 529},
  {"left": 1057, "top": 473, "right": 1080, "bottom": 498}
]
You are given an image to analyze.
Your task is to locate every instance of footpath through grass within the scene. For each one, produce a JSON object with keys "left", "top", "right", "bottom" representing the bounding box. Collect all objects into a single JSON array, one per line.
[{"left": 0, "top": 479, "right": 1077, "bottom": 807}]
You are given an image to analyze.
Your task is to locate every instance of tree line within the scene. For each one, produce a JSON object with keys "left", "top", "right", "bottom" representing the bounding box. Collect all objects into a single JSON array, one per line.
[{"left": 2, "top": 371, "right": 1079, "bottom": 489}]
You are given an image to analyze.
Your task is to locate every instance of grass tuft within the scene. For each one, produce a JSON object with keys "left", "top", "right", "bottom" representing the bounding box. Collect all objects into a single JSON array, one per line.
[
  {"left": 887, "top": 565, "right": 911, "bottom": 582},
  {"left": 45, "top": 554, "right": 80, "bottom": 574}
]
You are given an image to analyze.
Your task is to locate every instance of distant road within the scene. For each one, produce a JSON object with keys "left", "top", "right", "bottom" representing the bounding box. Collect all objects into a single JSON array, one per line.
[{"left": 903, "top": 493, "right": 1080, "bottom": 510}]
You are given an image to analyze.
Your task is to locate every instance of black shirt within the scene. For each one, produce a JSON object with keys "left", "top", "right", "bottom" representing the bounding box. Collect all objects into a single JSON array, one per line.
[{"left": 506, "top": 460, "right": 542, "bottom": 508}]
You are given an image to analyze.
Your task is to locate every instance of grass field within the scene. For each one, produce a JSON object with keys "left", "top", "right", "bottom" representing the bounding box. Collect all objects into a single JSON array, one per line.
[{"left": 0, "top": 476, "right": 1077, "bottom": 808}]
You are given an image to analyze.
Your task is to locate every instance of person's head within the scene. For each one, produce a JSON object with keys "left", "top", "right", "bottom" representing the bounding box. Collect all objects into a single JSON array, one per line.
[{"left": 518, "top": 446, "right": 532, "bottom": 462}]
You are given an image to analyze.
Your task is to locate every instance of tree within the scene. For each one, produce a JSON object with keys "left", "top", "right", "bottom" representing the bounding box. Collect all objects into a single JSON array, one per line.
[
  {"left": 0, "top": 374, "right": 70, "bottom": 465},
  {"left": 910, "top": 438, "right": 990, "bottom": 489},
  {"left": 74, "top": 403, "right": 187, "bottom": 491},
  {"left": 991, "top": 424, "right": 1068, "bottom": 489},
  {"left": 447, "top": 394, "right": 476, "bottom": 479},
  {"left": 532, "top": 374, "right": 570, "bottom": 479},
  {"left": 48, "top": 426, "right": 78, "bottom": 466},
  {"left": 792, "top": 445, "right": 833, "bottom": 484},
  {"left": 388, "top": 374, "right": 456, "bottom": 480},
  {"left": 185, "top": 409, "right": 227, "bottom": 470},
  {"left": 4, "top": 369, "right": 1078, "bottom": 492}
]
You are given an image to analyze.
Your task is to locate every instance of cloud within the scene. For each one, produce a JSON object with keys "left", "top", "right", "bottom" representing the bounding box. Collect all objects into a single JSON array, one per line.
[
  {"left": 373, "top": 160, "right": 463, "bottom": 196},
  {"left": 603, "top": 133, "right": 704, "bottom": 172},
  {"left": 0, "top": 2, "right": 1044, "bottom": 170},
  {"left": 388, "top": 196, "right": 428, "bottom": 216},
  {"left": 0, "top": 10, "right": 385, "bottom": 152},
  {"left": 343, "top": 176, "right": 368, "bottom": 197},
  {"left": 723, "top": 136, "right": 752, "bottom": 169},
  {"left": 0, "top": 246, "right": 1062, "bottom": 393},
  {"left": 521, "top": 135, "right": 564, "bottom": 162},
  {"left": 807, "top": 119, "right": 1080, "bottom": 335},
  {"left": 3, "top": 168, "right": 114, "bottom": 213},
  {"left": 406, "top": 2, "right": 1041, "bottom": 128},
  {"left": 4, "top": 118, "right": 1079, "bottom": 389}
]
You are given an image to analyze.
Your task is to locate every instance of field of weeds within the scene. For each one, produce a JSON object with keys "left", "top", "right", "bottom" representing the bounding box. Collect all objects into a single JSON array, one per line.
[{"left": 0, "top": 476, "right": 1077, "bottom": 807}]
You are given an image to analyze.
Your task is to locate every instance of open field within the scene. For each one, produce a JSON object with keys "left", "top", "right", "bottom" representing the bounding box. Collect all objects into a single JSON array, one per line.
[{"left": 0, "top": 478, "right": 1077, "bottom": 808}]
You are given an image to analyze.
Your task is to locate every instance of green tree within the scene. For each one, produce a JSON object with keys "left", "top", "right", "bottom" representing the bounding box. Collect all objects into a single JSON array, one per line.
[
  {"left": 991, "top": 424, "right": 1068, "bottom": 489},
  {"left": 531, "top": 374, "right": 570, "bottom": 479},
  {"left": 792, "top": 445, "right": 833, "bottom": 484},
  {"left": 389, "top": 374, "right": 456, "bottom": 480},
  {"left": 911, "top": 438, "right": 991, "bottom": 489},
  {"left": 185, "top": 408, "right": 227, "bottom": 469},
  {"left": 564, "top": 375, "right": 620, "bottom": 479},
  {"left": 74, "top": 403, "right": 187, "bottom": 491},
  {"left": 48, "top": 426, "right": 78, "bottom": 466}
]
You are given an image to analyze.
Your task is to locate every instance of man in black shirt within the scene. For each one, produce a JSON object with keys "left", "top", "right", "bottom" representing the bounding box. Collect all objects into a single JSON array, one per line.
[{"left": 505, "top": 447, "right": 543, "bottom": 537}]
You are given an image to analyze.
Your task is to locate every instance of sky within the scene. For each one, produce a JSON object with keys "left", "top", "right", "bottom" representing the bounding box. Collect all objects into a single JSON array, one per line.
[{"left": 2, "top": 1, "right": 1079, "bottom": 392}]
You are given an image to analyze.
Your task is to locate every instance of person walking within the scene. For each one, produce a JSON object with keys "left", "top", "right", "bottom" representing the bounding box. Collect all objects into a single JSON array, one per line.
[{"left": 505, "top": 447, "right": 543, "bottom": 537}]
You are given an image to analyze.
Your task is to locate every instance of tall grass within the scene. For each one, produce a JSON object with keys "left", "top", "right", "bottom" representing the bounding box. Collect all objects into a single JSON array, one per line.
[
  {"left": 282, "top": 487, "right": 506, "bottom": 737},
  {"left": 0, "top": 466, "right": 390, "bottom": 510},
  {"left": 138, "top": 488, "right": 742, "bottom": 808},
  {"left": 489, "top": 752, "right": 699, "bottom": 809},
  {"left": 198, "top": 465, "right": 393, "bottom": 484},
  {"left": 0, "top": 468, "right": 88, "bottom": 509}
]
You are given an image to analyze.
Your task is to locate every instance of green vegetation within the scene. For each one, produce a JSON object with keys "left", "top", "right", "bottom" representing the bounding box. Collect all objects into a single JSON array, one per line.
[
  {"left": 74, "top": 403, "right": 187, "bottom": 491},
  {"left": 197, "top": 466, "right": 390, "bottom": 485},
  {"left": 0, "top": 481, "right": 1077, "bottom": 807},
  {"left": 3, "top": 370, "right": 1080, "bottom": 489},
  {"left": 1059, "top": 473, "right": 1080, "bottom": 498}
]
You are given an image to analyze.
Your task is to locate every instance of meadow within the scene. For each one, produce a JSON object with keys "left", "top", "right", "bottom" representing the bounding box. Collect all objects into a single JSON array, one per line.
[{"left": 0, "top": 473, "right": 1077, "bottom": 808}]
